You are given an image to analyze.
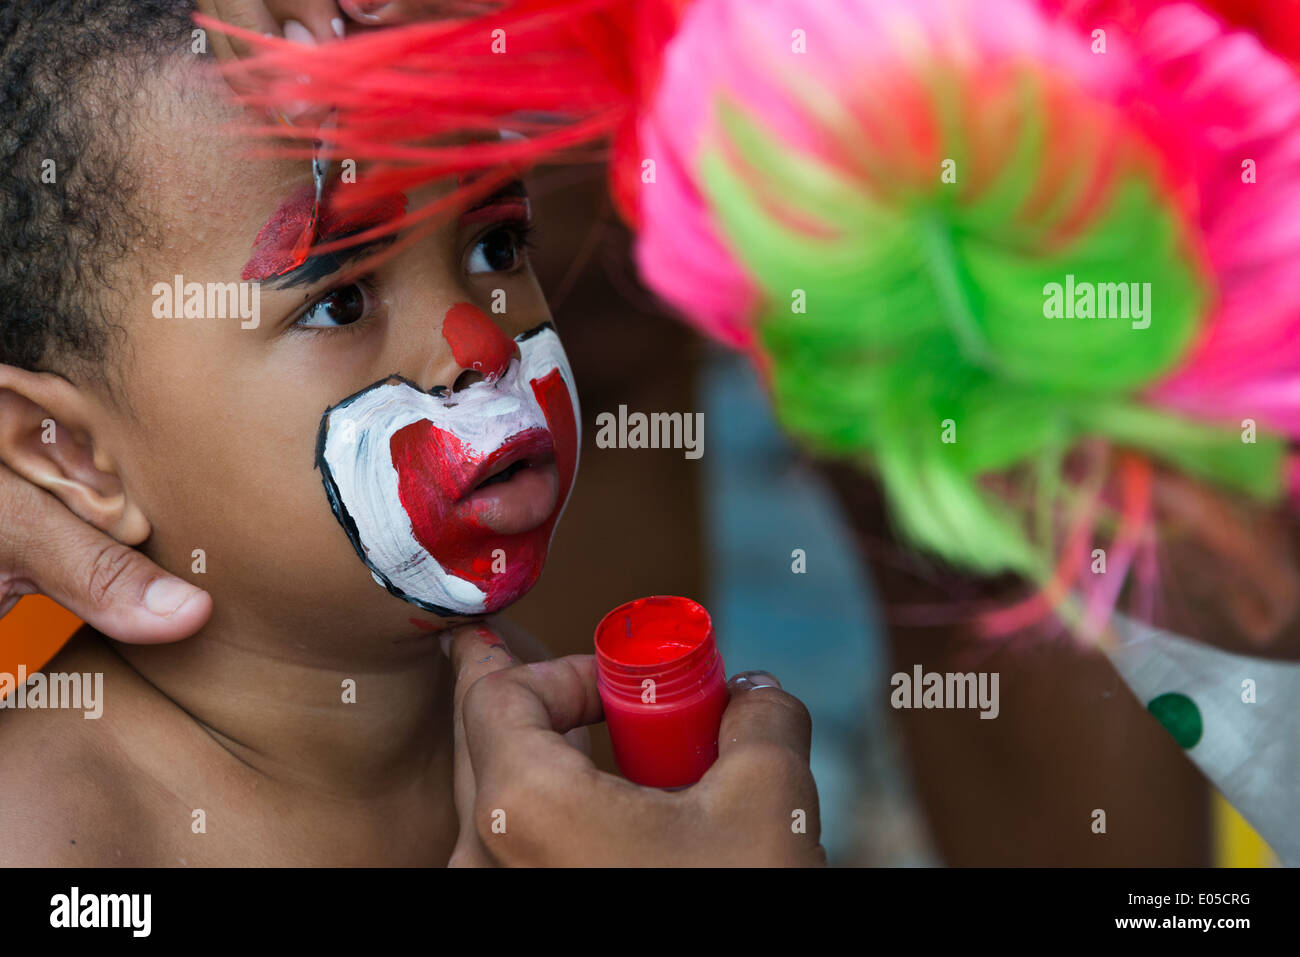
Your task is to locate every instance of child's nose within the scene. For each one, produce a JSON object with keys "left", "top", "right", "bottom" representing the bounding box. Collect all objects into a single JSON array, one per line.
[{"left": 437, "top": 302, "right": 520, "bottom": 391}]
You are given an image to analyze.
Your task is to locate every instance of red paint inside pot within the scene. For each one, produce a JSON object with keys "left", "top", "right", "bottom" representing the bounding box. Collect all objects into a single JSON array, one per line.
[{"left": 594, "top": 596, "right": 728, "bottom": 789}]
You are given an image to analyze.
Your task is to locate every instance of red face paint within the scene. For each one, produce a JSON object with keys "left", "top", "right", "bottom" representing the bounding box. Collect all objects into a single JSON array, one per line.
[
  {"left": 241, "top": 185, "right": 408, "bottom": 282},
  {"left": 594, "top": 596, "right": 729, "bottom": 789},
  {"left": 391, "top": 425, "right": 553, "bottom": 609},
  {"left": 530, "top": 366, "right": 578, "bottom": 508},
  {"left": 441, "top": 303, "right": 519, "bottom": 382},
  {"left": 387, "top": 362, "right": 577, "bottom": 613}
]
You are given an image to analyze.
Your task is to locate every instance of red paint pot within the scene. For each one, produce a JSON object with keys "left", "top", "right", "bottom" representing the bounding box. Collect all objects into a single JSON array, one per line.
[{"left": 594, "top": 596, "right": 729, "bottom": 789}]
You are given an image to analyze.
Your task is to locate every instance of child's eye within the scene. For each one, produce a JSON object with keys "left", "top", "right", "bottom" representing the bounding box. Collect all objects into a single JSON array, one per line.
[
  {"left": 295, "top": 283, "right": 372, "bottom": 329},
  {"left": 467, "top": 222, "right": 534, "bottom": 275}
]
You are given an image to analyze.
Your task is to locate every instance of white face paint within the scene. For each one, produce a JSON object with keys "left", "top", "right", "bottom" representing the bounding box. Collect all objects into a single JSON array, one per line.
[{"left": 317, "top": 323, "right": 580, "bottom": 616}]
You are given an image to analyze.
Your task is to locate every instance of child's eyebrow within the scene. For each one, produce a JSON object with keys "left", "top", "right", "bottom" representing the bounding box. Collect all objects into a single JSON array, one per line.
[
  {"left": 457, "top": 178, "right": 530, "bottom": 227},
  {"left": 262, "top": 234, "right": 399, "bottom": 290},
  {"left": 243, "top": 186, "right": 408, "bottom": 287}
]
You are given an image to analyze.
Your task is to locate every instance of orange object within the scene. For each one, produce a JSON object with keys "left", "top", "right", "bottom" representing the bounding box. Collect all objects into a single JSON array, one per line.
[{"left": 0, "top": 596, "right": 82, "bottom": 699}]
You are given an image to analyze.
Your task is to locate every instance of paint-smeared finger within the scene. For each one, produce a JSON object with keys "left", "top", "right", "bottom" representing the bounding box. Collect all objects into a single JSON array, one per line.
[
  {"left": 473, "top": 617, "right": 591, "bottom": 757},
  {"left": 442, "top": 620, "right": 537, "bottom": 866},
  {"left": 442, "top": 622, "right": 523, "bottom": 842},
  {"left": 445, "top": 620, "right": 522, "bottom": 686}
]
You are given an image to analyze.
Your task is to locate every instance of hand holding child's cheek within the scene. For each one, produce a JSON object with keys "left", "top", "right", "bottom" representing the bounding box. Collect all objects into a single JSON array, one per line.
[
  {"left": 0, "top": 459, "right": 211, "bottom": 643},
  {"left": 443, "top": 622, "right": 827, "bottom": 867}
]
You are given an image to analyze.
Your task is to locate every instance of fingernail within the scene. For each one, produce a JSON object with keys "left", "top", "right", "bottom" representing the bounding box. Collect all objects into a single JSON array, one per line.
[
  {"left": 330, "top": 17, "right": 346, "bottom": 40},
  {"left": 439, "top": 632, "right": 454, "bottom": 657},
  {"left": 282, "top": 20, "right": 316, "bottom": 46},
  {"left": 144, "top": 578, "right": 199, "bottom": 618},
  {"left": 729, "top": 670, "right": 782, "bottom": 692},
  {"left": 341, "top": 0, "right": 392, "bottom": 23}
]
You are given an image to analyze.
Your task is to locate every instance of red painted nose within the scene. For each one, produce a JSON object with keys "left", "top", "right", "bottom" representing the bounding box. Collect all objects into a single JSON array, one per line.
[{"left": 441, "top": 302, "right": 519, "bottom": 385}]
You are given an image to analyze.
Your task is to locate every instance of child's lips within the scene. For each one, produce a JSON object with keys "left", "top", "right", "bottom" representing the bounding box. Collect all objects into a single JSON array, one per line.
[
  {"left": 455, "top": 429, "right": 560, "bottom": 535},
  {"left": 461, "top": 455, "right": 560, "bottom": 535}
]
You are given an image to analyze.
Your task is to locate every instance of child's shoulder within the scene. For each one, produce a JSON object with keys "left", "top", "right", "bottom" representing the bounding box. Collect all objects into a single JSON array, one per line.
[{"left": 0, "top": 629, "right": 167, "bottom": 865}]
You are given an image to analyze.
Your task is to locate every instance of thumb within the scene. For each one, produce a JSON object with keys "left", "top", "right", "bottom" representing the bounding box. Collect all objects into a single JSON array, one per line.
[{"left": 0, "top": 464, "right": 210, "bottom": 643}]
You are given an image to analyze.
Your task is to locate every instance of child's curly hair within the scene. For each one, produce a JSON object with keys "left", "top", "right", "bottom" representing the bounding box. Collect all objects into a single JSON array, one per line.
[{"left": 0, "top": 0, "right": 196, "bottom": 383}]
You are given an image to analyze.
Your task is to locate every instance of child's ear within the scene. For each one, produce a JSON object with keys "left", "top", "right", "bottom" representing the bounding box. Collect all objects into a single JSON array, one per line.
[{"left": 0, "top": 366, "right": 150, "bottom": 545}]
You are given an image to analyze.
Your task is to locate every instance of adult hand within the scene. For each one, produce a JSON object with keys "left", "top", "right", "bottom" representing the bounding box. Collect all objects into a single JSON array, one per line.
[
  {"left": 196, "top": 0, "right": 348, "bottom": 125},
  {"left": 442, "top": 621, "right": 827, "bottom": 866},
  {"left": 197, "top": 0, "right": 345, "bottom": 62},
  {"left": 197, "top": 0, "right": 480, "bottom": 124},
  {"left": 335, "top": 0, "right": 502, "bottom": 25},
  {"left": 0, "top": 461, "right": 211, "bottom": 643},
  {"left": 197, "top": 0, "right": 490, "bottom": 63}
]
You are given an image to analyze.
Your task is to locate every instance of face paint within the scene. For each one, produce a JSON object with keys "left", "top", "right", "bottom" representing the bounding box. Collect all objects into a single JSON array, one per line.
[
  {"left": 317, "top": 321, "right": 580, "bottom": 616},
  {"left": 242, "top": 186, "right": 408, "bottom": 284},
  {"left": 441, "top": 302, "right": 518, "bottom": 382}
]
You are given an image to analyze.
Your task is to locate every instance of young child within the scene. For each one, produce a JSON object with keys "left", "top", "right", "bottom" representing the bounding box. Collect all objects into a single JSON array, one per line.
[{"left": 0, "top": 0, "right": 578, "bottom": 864}]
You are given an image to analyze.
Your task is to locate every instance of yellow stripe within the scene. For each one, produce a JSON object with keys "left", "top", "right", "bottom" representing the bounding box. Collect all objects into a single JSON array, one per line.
[{"left": 1213, "top": 792, "right": 1277, "bottom": 867}]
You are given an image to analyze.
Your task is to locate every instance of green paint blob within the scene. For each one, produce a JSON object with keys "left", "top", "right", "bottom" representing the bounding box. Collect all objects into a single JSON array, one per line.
[{"left": 1147, "top": 692, "right": 1203, "bottom": 749}]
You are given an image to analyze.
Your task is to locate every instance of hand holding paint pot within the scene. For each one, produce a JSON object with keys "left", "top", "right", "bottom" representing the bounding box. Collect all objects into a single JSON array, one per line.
[
  {"left": 441, "top": 621, "right": 825, "bottom": 866},
  {"left": 594, "top": 596, "right": 729, "bottom": 789}
]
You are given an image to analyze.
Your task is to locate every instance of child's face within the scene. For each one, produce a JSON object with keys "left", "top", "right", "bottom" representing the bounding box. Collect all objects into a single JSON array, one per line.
[{"left": 84, "top": 65, "right": 578, "bottom": 651}]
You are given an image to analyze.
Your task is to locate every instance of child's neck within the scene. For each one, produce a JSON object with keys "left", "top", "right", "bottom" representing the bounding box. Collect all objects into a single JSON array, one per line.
[{"left": 107, "top": 606, "right": 456, "bottom": 801}]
